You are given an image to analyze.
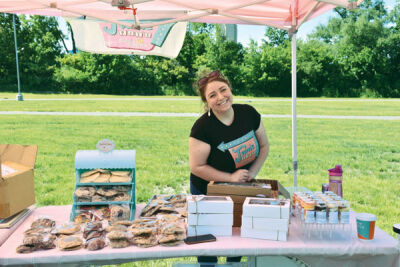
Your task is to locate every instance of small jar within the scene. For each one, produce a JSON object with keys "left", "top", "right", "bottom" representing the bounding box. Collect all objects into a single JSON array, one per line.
[
  {"left": 338, "top": 200, "right": 350, "bottom": 224},
  {"left": 327, "top": 201, "right": 339, "bottom": 224},
  {"left": 315, "top": 201, "right": 327, "bottom": 224},
  {"left": 303, "top": 200, "right": 315, "bottom": 223}
]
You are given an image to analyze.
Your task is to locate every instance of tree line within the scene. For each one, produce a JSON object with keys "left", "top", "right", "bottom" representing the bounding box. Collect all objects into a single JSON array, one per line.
[{"left": 0, "top": 0, "right": 399, "bottom": 97}]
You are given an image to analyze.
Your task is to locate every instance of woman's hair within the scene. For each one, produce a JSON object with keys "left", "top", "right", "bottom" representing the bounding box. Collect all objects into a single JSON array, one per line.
[{"left": 195, "top": 70, "right": 232, "bottom": 104}]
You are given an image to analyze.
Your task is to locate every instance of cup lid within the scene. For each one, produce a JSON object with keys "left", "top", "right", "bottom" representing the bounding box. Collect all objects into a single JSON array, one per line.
[
  {"left": 329, "top": 165, "right": 343, "bottom": 176},
  {"left": 356, "top": 213, "right": 376, "bottom": 221},
  {"left": 393, "top": 223, "right": 400, "bottom": 234}
]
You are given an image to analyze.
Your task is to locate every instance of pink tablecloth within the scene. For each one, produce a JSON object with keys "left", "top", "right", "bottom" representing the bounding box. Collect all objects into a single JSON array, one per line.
[{"left": 0, "top": 205, "right": 398, "bottom": 267}]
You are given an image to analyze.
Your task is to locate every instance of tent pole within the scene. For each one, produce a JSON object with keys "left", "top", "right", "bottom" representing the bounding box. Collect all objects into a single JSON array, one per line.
[
  {"left": 291, "top": 32, "right": 297, "bottom": 188},
  {"left": 13, "top": 14, "right": 23, "bottom": 102}
]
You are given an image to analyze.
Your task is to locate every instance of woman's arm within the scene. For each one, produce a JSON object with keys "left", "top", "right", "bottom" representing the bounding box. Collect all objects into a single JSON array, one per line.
[
  {"left": 248, "top": 120, "right": 269, "bottom": 180},
  {"left": 189, "top": 137, "right": 250, "bottom": 183}
]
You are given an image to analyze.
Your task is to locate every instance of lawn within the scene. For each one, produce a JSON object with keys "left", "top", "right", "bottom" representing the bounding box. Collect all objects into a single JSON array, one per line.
[
  {"left": 1, "top": 94, "right": 399, "bottom": 266},
  {"left": 1, "top": 93, "right": 400, "bottom": 116}
]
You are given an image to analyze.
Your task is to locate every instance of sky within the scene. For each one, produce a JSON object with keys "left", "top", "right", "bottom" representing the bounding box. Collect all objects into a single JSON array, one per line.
[
  {"left": 237, "top": 0, "right": 397, "bottom": 46},
  {"left": 60, "top": 0, "right": 397, "bottom": 50}
]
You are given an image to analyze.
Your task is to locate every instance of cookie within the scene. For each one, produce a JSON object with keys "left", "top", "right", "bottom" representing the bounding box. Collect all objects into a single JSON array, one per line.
[
  {"left": 96, "top": 188, "right": 118, "bottom": 197},
  {"left": 113, "top": 220, "right": 132, "bottom": 226},
  {"left": 80, "top": 172, "right": 100, "bottom": 183},
  {"left": 109, "top": 239, "right": 130, "bottom": 248},
  {"left": 31, "top": 218, "right": 55, "bottom": 229},
  {"left": 109, "top": 175, "right": 130, "bottom": 183},
  {"left": 86, "top": 238, "right": 106, "bottom": 251},
  {"left": 111, "top": 171, "right": 131, "bottom": 176},
  {"left": 110, "top": 205, "right": 130, "bottom": 222},
  {"left": 105, "top": 224, "right": 128, "bottom": 232},
  {"left": 57, "top": 236, "right": 83, "bottom": 250},
  {"left": 75, "top": 187, "right": 96, "bottom": 197},
  {"left": 113, "top": 193, "right": 130, "bottom": 201},
  {"left": 130, "top": 227, "right": 154, "bottom": 236},
  {"left": 80, "top": 170, "right": 100, "bottom": 178},
  {"left": 133, "top": 236, "right": 158, "bottom": 248},
  {"left": 94, "top": 173, "right": 110, "bottom": 183},
  {"left": 16, "top": 244, "right": 35, "bottom": 254},
  {"left": 106, "top": 230, "right": 128, "bottom": 240},
  {"left": 55, "top": 222, "right": 81, "bottom": 235}
]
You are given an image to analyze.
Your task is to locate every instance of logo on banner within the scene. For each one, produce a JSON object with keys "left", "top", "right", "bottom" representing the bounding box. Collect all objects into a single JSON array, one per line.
[
  {"left": 217, "top": 131, "right": 259, "bottom": 168},
  {"left": 100, "top": 22, "right": 175, "bottom": 51}
]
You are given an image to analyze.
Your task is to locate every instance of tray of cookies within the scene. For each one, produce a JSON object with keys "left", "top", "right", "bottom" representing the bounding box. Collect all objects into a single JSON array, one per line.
[{"left": 71, "top": 142, "right": 136, "bottom": 223}]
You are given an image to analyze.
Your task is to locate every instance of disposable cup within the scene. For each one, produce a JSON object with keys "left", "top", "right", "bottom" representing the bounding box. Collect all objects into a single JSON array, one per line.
[{"left": 356, "top": 213, "right": 376, "bottom": 241}]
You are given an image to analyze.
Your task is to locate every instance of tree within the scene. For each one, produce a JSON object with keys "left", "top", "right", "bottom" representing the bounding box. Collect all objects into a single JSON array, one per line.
[
  {"left": 0, "top": 14, "right": 18, "bottom": 91},
  {"left": 263, "top": 27, "right": 289, "bottom": 47}
]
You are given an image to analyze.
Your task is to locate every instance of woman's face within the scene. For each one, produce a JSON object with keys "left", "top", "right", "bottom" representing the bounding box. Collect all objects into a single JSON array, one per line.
[{"left": 205, "top": 80, "right": 233, "bottom": 115}]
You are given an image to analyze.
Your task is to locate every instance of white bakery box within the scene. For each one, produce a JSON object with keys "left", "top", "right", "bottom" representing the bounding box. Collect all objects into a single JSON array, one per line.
[
  {"left": 241, "top": 197, "right": 290, "bottom": 241},
  {"left": 187, "top": 195, "right": 233, "bottom": 236}
]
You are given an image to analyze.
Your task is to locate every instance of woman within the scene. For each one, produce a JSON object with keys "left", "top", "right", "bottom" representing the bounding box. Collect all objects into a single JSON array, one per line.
[
  {"left": 189, "top": 70, "right": 269, "bottom": 194},
  {"left": 189, "top": 70, "right": 269, "bottom": 265}
]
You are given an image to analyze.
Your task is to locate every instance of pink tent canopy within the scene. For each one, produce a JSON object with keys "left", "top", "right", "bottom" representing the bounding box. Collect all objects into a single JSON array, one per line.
[
  {"left": 0, "top": 0, "right": 362, "bottom": 187},
  {"left": 0, "top": 0, "right": 360, "bottom": 32}
]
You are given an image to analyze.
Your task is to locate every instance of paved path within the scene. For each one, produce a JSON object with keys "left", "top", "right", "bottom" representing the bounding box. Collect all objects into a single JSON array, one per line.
[{"left": 0, "top": 111, "right": 399, "bottom": 120}]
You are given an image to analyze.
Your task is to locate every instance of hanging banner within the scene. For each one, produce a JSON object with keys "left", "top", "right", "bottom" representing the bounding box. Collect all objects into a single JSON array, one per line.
[{"left": 66, "top": 18, "right": 187, "bottom": 59}]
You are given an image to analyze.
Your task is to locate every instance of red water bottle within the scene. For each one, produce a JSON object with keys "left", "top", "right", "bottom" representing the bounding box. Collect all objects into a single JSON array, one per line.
[{"left": 328, "top": 165, "right": 343, "bottom": 197}]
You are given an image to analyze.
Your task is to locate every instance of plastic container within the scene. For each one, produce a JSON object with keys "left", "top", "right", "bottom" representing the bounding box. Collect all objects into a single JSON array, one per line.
[
  {"left": 356, "top": 213, "right": 376, "bottom": 241},
  {"left": 328, "top": 165, "right": 343, "bottom": 197}
]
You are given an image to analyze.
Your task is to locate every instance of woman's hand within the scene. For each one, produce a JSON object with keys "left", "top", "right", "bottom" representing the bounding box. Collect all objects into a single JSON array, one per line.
[{"left": 230, "top": 169, "right": 250, "bottom": 183}]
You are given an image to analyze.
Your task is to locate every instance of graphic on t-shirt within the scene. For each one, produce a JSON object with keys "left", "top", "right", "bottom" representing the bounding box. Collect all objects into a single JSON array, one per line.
[{"left": 217, "top": 131, "right": 259, "bottom": 168}]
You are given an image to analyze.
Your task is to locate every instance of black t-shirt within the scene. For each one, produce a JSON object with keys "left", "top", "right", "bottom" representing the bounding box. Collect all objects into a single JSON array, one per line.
[{"left": 190, "top": 104, "right": 261, "bottom": 194}]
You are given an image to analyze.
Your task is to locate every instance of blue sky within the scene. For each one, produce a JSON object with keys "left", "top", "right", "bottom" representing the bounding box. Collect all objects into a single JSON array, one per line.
[{"left": 237, "top": 0, "right": 397, "bottom": 46}]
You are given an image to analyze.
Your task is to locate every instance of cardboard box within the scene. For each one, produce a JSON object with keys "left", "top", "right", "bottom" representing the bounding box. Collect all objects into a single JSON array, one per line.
[
  {"left": 187, "top": 195, "right": 233, "bottom": 214},
  {"left": 241, "top": 216, "right": 289, "bottom": 231},
  {"left": 207, "top": 180, "right": 276, "bottom": 198},
  {"left": 243, "top": 198, "right": 290, "bottom": 219},
  {"left": 188, "top": 225, "right": 232, "bottom": 237},
  {"left": 207, "top": 180, "right": 289, "bottom": 226},
  {"left": 188, "top": 213, "right": 233, "bottom": 226},
  {"left": 0, "top": 144, "right": 37, "bottom": 219}
]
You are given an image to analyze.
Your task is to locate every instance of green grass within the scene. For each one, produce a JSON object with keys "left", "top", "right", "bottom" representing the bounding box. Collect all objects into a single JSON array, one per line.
[
  {"left": 1, "top": 93, "right": 400, "bottom": 116},
  {"left": 0, "top": 94, "right": 399, "bottom": 265}
]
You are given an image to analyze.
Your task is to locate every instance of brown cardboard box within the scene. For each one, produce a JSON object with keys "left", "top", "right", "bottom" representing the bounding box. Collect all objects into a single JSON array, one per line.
[
  {"left": 0, "top": 144, "right": 37, "bottom": 219},
  {"left": 207, "top": 179, "right": 289, "bottom": 227}
]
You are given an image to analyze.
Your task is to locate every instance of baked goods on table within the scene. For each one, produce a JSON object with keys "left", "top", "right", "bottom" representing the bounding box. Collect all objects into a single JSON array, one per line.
[
  {"left": 16, "top": 194, "right": 188, "bottom": 254},
  {"left": 140, "top": 194, "right": 187, "bottom": 218},
  {"left": 80, "top": 169, "right": 131, "bottom": 184}
]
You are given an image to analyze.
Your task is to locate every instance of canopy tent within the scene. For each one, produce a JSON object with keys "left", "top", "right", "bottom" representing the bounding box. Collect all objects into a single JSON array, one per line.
[{"left": 0, "top": 0, "right": 362, "bottom": 187}]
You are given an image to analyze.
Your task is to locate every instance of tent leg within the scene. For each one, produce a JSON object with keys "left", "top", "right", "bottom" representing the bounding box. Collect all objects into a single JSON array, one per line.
[
  {"left": 291, "top": 32, "right": 297, "bottom": 188},
  {"left": 13, "top": 14, "right": 23, "bottom": 102}
]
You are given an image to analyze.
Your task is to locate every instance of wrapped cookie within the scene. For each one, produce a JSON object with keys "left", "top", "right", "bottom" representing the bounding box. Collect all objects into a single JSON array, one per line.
[
  {"left": 110, "top": 205, "right": 130, "bottom": 223},
  {"left": 57, "top": 236, "right": 83, "bottom": 251}
]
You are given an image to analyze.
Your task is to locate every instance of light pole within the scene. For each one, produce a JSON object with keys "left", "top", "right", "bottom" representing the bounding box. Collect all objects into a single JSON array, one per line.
[{"left": 13, "top": 14, "right": 23, "bottom": 101}]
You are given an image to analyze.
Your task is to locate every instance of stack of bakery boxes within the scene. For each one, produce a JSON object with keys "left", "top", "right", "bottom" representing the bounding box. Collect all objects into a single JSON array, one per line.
[
  {"left": 207, "top": 180, "right": 291, "bottom": 241},
  {"left": 187, "top": 195, "right": 233, "bottom": 236},
  {"left": 241, "top": 198, "right": 290, "bottom": 241},
  {"left": 70, "top": 143, "right": 136, "bottom": 223}
]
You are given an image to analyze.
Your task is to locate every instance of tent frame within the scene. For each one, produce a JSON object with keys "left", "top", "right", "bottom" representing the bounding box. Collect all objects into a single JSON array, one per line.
[{"left": 1, "top": 0, "right": 363, "bottom": 186}]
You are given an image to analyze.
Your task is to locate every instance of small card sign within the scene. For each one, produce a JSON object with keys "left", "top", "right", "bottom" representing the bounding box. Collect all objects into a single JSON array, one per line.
[{"left": 96, "top": 139, "right": 115, "bottom": 153}]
